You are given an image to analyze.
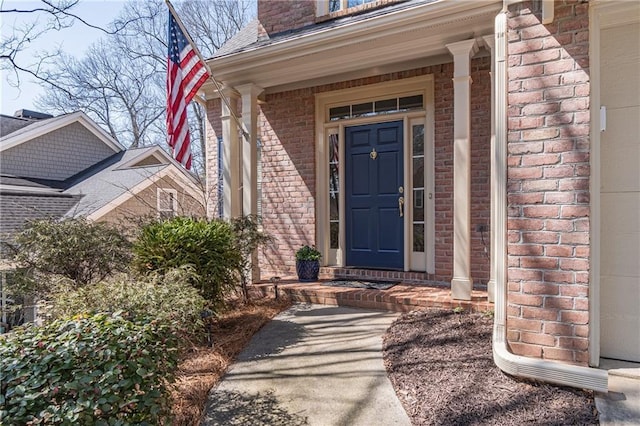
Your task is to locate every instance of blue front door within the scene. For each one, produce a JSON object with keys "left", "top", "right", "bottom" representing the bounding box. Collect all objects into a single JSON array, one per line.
[{"left": 345, "top": 121, "right": 404, "bottom": 269}]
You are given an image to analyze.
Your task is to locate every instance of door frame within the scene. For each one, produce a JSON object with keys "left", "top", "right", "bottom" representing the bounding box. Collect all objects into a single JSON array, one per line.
[
  {"left": 589, "top": 0, "right": 640, "bottom": 366},
  {"left": 315, "top": 75, "right": 435, "bottom": 272}
]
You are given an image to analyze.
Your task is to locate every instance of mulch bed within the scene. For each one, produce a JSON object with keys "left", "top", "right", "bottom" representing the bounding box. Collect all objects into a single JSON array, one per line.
[{"left": 383, "top": 309, "right": 599, "bottom": 425}]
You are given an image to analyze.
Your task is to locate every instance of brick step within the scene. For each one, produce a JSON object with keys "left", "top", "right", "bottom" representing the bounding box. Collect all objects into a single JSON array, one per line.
[
  {"left": 249, "top": 280, "right": 493, "bottom": 313},
  {"left": 318, "top": 267, "right": 442, "bottom": 285}
]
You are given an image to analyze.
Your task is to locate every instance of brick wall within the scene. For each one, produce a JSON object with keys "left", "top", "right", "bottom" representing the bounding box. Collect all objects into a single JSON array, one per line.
[
  {"left": 1, "top": 122, "right": 117, "bottom": 181},
  {"left": 258, "top": 0, "right": 316, "bottom": 35},
  {"left": 258, "top": 88, "right": 316, "bottom": 275},
  {"left": 238, "top": 59, "right": 491, "bottom": 282},
  {"left": 506, "top": 0, "right": 590, "bottom": 365},
  {"left": 470, "top": 57, "right": 492, "bottom": 285}
]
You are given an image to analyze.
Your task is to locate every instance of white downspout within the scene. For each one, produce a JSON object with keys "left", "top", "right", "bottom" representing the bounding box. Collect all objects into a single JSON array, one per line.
[{"left": 491, "top": 5, "right": 608, "bottom": 393}]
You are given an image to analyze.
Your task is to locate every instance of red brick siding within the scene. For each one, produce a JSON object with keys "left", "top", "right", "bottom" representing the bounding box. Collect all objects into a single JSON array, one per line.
[
  {"left": 248, "top": 59, "right": 491, "bottom": 282},
  {"left": 258, "top": 89, "right": 317, "bottom": 275},
  {"left": 471, "top": 56, "right": 492, "bottom": 285},
  {"left": 258, "top": 0, "right": 316, "bottom": 35},
  {"left": 434, "top": 64, "right": 455, "bottom": 282},
  {"left": 506, "top": 0, "right": 590, "bottom": 365}
]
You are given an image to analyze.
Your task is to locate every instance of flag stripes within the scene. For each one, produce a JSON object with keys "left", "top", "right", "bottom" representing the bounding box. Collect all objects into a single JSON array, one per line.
[{"left": 166, "top": 11, "right": 209, "bottom": 170}]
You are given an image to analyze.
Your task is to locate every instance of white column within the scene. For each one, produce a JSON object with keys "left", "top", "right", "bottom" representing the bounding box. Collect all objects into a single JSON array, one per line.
[
  {"left": 483, "top": 35, "right": 496, "bottom": 303},
  {"left": 237, "top": 84, "right": 263, "bottom": 218},
  {"left": 221, "top": 89, "right": 241, "bottom": 219},
  {"left": 237, "top": 84, "right": 263, "bottom": 282},
  {"left": 446, "top": 39, "right": 479, "bottom": 301}
]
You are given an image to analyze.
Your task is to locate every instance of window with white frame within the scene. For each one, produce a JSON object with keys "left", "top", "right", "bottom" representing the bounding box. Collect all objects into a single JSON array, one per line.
[
  {"left": 412, "top": 123, "right": 425, "bottom": 253},
  {"left": 318, "top": 0, "right": 386, "bottom": 16},
  {"left": 328, "top": 132, "right": 340, "bottom": 249},
  {"left": 157, "top": 188, "right": 178, "bottom": 219},
  {"left": 330, "top": 0, "right": 376, "bottom": 12}
]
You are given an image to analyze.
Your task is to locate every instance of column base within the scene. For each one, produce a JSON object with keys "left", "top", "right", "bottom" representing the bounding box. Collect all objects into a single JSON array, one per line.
[{"left": 451, "top": 277, "right": 473, "bottom": 300}]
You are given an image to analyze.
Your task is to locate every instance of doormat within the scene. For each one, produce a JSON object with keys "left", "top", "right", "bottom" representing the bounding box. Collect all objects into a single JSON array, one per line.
[{"left": 323, "top": 279, "right": 399, "bottom": 290}]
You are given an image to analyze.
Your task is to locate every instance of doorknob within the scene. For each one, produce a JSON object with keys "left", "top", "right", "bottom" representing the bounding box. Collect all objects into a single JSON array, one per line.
[{"left": 398, "top": 196, "right": 405, "bottom": 217}]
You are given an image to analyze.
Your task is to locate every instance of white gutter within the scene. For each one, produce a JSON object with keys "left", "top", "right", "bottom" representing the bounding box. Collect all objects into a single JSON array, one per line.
[
  {"left": 491, "top": 4, "right": 608, "bottom": 393},
  {"left": 0, "top": 185, "right": 63, "bottom": 194}
]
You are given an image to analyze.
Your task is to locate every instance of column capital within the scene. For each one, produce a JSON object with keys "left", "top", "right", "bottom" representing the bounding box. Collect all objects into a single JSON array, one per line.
[
  {"left": 482, "top": 34, "right": 495, "bottom": 51},
  {"left": 446, "top": 39, "right": 480, "bottom": 79},
  {"left": 220, "top": 88, "right": 240, "bottom": 120},
  {"left": 219, "top": 87, "right": 240, "bottom": 100},
  {"left": 236, "top": 83, "right": 264, "bottom": 98},
  {"left": 445, "top": 38, "right": 479, "bottom": 58}
]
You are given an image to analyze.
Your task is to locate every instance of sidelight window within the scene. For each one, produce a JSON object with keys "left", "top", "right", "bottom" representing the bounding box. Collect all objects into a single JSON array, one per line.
[{"left": 412, "top": 124, "right": 425, "bottom": 253}]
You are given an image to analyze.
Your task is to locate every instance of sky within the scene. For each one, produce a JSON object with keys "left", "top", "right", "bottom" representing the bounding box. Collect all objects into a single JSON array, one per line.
[{"left": 1, "top": 0, "right": 130, "bottom": 116}]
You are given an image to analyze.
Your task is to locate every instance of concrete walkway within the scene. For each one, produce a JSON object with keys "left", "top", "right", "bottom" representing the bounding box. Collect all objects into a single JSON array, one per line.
[
  {"left": 595, "top": 359, "right": 640, "bottom": 425},
  {"left": 202, "top": 304, "right": 411, "bottom": 426}
]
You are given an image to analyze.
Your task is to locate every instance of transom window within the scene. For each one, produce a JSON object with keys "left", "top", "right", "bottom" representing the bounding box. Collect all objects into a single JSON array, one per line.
[
  {"left": 329, "top": 0, "right": 376, "bottom": 13},
  {"left": 329, "top": 95, "right": 423, "bottom": 121}
]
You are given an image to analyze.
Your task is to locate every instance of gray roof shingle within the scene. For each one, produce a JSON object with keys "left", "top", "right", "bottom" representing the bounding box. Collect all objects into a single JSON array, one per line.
[
  {"left": 0, "top": 192, "right": 82, "bottom": 237},
  {"left": 0, "top": 115, "right": 37, "bottom": 138},
  {"left": 63, "top": 147, "right": 170, "bottom": 218}
]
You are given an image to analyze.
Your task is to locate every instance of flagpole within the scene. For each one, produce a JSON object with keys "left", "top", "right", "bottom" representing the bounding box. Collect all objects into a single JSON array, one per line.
[{"left": 165, "top": 0, "right": 249, "bottom": 140}]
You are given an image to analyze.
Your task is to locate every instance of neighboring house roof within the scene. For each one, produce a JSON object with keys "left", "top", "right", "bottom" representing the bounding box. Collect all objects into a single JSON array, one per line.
[
  {"left": 0, "top": 111, "right": 125, "bottom": 154},
  {"left": 0, "top": 192, "right": 82, "bottom": 237},
  {"left": 63, "top": 148, "right": 168, "bottom": 218},
  {"left": 0, "top": 115, "right": 36, "bottom": 138},
  {"left": 0, "top": 175, "right": 66, "bottom": 192},
  {"left": 63, "top": 146, "right": 203, "bottom": 221},
  {"left": 0, "top": 110, "right": 204, "bottom": 237}
]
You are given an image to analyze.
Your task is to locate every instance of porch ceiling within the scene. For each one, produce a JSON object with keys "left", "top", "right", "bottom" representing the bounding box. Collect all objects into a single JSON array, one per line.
[{"left": 203, "top": 0, "right": 501, "bottom": 96}]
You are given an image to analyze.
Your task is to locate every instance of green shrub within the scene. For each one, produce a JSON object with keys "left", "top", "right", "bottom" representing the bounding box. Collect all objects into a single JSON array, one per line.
[
  {"left": 0, "top": 313, "right": 178, "bottom": 424},
  {"left": 295, "top": 245, "right": 322, "bottom": 261},
  {"left": 50, "top": 268, "right": 207, "bottom": 347},
  {"left": 132, "top": 217, "right": 240, "bottom": 307},
  {"left": 230, "top": 215, "right": 272, "bottom": 301},
  {"left": 6, "top": 218, "right": 131, "bottom": 296}
]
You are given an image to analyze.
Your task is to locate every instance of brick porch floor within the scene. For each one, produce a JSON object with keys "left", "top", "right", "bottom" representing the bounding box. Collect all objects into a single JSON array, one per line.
[{"left": 249, "top": 278, "right": 493, "bottom": 313}]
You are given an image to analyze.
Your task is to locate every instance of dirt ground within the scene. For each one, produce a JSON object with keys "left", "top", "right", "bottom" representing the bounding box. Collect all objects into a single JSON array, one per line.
[{"left": 383, "top": 309, "right": 599, "bottom": 426}]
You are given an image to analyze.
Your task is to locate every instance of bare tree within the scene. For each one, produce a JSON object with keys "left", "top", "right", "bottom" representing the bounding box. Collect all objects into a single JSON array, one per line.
[
  {"left": 179, "top": 0, "right": 254, "bottom": 57},
  {"left": 1, "top": 0, "right": 143, "bottom": 96},
  {"left": 36, "top": 40, "right": 165, "bottom": 147},
  {"left": 34, "top": 0, "right": 255, "bottom": 172}
]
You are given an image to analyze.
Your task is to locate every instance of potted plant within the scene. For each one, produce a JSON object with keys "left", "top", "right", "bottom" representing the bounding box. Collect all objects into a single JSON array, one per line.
[{"left": 295, "top": 245, "right": 321, "bottom": 282}]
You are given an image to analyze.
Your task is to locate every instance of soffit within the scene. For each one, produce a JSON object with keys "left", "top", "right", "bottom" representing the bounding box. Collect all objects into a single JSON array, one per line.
[{"left": 203, "top": 0, "right": 501, "bottom": 95}]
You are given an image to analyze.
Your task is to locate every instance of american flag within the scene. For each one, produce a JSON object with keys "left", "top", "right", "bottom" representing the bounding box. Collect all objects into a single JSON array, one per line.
[{"left": 166, "top": 11, "right": 209, "bottom": 170}]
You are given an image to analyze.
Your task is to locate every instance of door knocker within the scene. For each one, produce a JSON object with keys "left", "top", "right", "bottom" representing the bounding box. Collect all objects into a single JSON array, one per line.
[{"left": 370, "top": 148, "right": 377, "bottom": 160}]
